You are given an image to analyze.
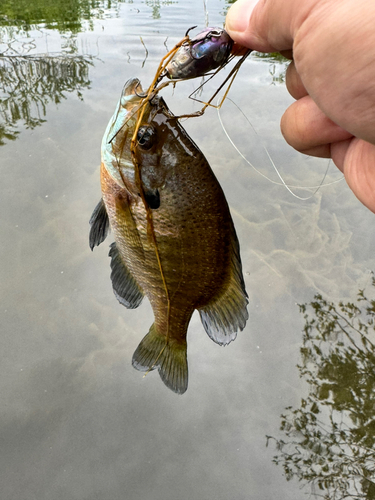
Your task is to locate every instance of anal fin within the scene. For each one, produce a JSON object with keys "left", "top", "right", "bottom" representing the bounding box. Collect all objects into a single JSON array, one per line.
[{"left": 109, "top": 242, "right": 144, "bottom": 309}]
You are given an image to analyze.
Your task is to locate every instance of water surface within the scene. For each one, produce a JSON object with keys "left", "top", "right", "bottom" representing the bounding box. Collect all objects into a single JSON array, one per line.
[{"left": 1, "top": 1, "right": 375, "bottom": 499}]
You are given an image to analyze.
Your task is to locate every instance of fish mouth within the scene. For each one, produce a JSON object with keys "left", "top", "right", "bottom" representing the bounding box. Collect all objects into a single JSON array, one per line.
[
  {"left": 106, "top": 78, "right": 144, "bottom": 145},
  {"left": 123, "top": 78, "right": 144, "bottom": 98}
]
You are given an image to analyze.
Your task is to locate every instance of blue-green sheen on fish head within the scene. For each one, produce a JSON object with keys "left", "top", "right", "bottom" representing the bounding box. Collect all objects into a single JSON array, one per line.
[{"left": 101, "top": 78, "right": 144, "bottom": 187}]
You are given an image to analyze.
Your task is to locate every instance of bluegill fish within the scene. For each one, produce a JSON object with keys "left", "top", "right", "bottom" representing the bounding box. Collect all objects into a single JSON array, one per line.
[{"left": 90, "top": 78, "right": 248, "bottom": 394}]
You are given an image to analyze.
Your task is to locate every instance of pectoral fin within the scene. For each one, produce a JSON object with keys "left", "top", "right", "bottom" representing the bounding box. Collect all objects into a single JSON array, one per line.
[
  {"left": 89, "top": 199, "right": 110, "bottom": 250},
  {"left": 109, "top": 242, "right": 144, "bottom": 309},
  {"left": 198, "top": 227, "right": 248, "bottom": 345}
]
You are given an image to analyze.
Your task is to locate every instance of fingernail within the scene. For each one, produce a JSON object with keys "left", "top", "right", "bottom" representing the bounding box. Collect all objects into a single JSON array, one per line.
[{"left": 226, "top": 0, "right": 259, "bottom": 33}]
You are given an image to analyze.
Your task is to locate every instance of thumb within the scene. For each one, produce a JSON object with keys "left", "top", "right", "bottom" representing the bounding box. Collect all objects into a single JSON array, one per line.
[{"left": 225, "top": 0, "right": 316, "bottom": 52}]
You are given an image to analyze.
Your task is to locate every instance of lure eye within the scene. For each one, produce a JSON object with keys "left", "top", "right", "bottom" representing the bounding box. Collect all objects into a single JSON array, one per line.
[
  {"left": 208, "top": 29, "right": 222, "bottom": 38},
  {"left": 137, "top": 126, "right": 156, "bottom": 150}
]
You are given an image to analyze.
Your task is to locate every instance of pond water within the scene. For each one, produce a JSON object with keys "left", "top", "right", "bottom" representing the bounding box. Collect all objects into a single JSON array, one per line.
[{"left": 2, "top": 1, "right": 375, "bottom": 499}]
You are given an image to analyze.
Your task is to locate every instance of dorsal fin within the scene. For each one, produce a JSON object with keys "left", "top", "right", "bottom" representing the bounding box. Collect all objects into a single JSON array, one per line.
[
  {"left": 89, "top": 199, "right": 110, "bottom": 250},
  {"left": 198, "top": 225, "right": 248, "bottom": 345},
  {"left": 109, "top": 242, "right": 144, "bottom": 309}
]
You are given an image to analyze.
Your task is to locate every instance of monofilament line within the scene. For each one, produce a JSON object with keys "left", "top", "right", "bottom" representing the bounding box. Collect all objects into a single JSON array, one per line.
[{"left": 218, "top": 97, "right": 344, "bottom": 200}]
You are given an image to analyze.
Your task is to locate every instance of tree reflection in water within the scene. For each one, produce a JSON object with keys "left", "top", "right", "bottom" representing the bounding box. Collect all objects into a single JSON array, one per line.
[
  {"left": 0, "top": 0, "right": 105, "bottom": 145},
  {"left": 0, "top": 0, "right": 127, "bottom": 34},
  {"left": 268, "top": 275, "right": 375, "bottom": 500},
  {"left": 0, "top": 1, "right": 137, "bottom": 145},
  {"left": 0, "top": 54, "right": 93, "bottom": 144}
]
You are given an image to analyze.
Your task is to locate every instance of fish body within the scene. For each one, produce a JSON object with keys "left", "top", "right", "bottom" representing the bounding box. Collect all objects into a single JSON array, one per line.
[{"left": 90, "top": 78, "right": 248, "bottom": 394}]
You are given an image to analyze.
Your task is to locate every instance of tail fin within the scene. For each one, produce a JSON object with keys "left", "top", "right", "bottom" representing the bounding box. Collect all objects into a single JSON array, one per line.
[{"left": 132, "top": 324, "right": 188, "bottom": 394}]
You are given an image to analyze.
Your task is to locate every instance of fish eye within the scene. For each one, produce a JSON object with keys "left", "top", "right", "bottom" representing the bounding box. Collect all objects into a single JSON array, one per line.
[{"left": 137, "top": 126, "right": 156, "bottom": 150}]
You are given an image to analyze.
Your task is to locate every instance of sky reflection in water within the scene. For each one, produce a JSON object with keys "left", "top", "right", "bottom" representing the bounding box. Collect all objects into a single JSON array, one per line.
[{"left": 1, "top": 1, "right": 375, "bottom": 499}]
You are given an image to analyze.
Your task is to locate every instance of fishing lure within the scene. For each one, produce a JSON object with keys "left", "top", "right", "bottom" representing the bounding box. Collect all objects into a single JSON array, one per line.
[{"left": 164, "top": 26, "right": 235, "bottom": 80}]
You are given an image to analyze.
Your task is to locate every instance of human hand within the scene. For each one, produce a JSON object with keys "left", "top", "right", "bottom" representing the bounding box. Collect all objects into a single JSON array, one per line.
[{"left": 226, "top": 0, "right": 375, "bottom": 212}]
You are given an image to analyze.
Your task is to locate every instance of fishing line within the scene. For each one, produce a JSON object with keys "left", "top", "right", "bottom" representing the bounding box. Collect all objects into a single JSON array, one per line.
[{"left": 218, "top": 97, "right": 344, "bottom": 200}]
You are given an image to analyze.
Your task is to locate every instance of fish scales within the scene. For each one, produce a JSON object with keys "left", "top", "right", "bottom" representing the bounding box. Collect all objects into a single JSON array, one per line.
[
  {"left": 101, "top": 145, "right": 232, "bottom": 337},
  {"left": 90, "top": 77, "right": 248, "bottom": 394}
]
